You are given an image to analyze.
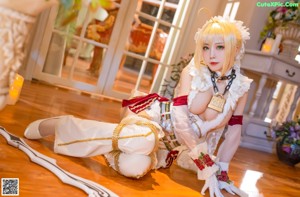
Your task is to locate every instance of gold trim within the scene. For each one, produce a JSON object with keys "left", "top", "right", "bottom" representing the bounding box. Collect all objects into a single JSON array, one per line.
[
  {"left": 58, "top": 120, "right": 160, "bottom": 179},
  {"left": 149, "top": 152, "right": 157, "bottom": 169},
  {"left": 57, "top": 122, "right": 159, "bottom": 150},
  {"left": 112, "top": 123, "right": 125, "bottom": 150},
  {"left": 57, "top": 130, "right": 154, "bottom": 146},
  {"left": 111, "top": 121, "right": 159, "bottom": 179},
  {"left": 165, "top": 102, "right": 171, "bottom": 120},
  {"left": 113, "top": 151, "right": 121, "bottom": 173}
]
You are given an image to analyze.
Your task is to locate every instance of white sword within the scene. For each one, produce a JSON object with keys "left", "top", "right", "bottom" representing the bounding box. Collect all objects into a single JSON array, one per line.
[{"left": 0, "top": 127, "right": 118, "bottom": 197}]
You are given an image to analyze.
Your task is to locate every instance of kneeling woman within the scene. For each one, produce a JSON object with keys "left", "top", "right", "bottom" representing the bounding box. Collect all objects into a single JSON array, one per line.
[{"left": 25, "top": 16, "right": 251, "bottom": 197}]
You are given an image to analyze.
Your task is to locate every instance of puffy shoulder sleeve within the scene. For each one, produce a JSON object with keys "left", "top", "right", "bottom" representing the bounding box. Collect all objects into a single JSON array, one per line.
[
  {"left": 227, "top": 73, "right": 253, "bottom": 109},
  {"left": 188, "top": 60, "right": 212, "bottom": 108}
]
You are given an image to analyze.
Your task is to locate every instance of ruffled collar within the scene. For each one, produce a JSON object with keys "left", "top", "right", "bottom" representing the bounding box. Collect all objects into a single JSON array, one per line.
[{"left": 187, "top": 59, "right": 252, "bottom": 134}]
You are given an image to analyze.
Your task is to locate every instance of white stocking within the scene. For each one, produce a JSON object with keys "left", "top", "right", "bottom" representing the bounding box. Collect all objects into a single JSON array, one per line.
[{"left": 217, "top": 125, "right": 241, "bottom": 162}]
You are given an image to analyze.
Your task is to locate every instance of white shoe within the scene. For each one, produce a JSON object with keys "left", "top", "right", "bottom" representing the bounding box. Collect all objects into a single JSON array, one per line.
[
  {"left": 24, "top": 116, "right": 65, "bottom": 139},
  {"left": 24, "top": 119, "right": 46, "bottom": 139}
]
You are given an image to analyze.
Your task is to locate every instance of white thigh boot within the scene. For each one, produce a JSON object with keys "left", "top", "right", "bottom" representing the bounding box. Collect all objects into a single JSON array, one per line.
[{"left": 0, "top": 7, "right": 35, "bottom": 110}]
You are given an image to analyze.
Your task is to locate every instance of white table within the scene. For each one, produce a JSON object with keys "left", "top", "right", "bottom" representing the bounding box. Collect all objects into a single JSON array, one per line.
[{"left": 240, "top": 50, "right": 300, "bottom": 153}]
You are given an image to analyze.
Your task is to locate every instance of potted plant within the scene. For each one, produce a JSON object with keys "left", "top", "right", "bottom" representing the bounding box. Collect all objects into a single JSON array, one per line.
[
  {"left": 260, "top": 0, "right": 300, "bottom": 40},
  {"left": 266, "top": 118, "right": 300, "bottom": 166}
]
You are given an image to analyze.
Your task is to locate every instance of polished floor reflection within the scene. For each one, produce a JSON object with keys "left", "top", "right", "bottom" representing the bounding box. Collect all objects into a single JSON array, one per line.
[{"left": 0, "top": 81, "right": 299, "bottom": 197}]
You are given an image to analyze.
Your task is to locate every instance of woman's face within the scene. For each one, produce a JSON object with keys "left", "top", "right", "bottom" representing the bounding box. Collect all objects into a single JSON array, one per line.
[{"left": 202, "top": 36, "right": 226, "bottom": 73}]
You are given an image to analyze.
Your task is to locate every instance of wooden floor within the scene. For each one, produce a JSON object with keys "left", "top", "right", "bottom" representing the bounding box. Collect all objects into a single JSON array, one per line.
[{"left": 0, "top": 80, "right": 300, "bottom": 197}]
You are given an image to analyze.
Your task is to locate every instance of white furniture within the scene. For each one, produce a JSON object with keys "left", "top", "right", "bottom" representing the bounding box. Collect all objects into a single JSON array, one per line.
[{"left": 240, "top": 49, "right": 300, "bottom": 153}]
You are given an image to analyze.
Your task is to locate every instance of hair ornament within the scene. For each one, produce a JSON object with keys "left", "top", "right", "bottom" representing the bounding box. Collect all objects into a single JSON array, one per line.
[{"left": 195, "top": 16, "right": 250, "bottom": 44}]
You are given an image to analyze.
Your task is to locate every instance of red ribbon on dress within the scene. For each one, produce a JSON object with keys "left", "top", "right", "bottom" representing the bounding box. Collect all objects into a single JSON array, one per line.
[
  {"left": 173, "top": 95, "right": 188, "bottom": 106},
  {"left": 192, "top": 153, "right": 215, "bottom": 171},
  {"left": 228, "top": 115, "right": 243, "bottom": 126},
  {"left": 164, "top": 150, "right": 179, "bottom": 168},
  {"left": 122, "top": 94, "right": 188, "bottom": 114},
  {"left": 216, "top": 171, "right": 230, "bottom": 183},
  {"left": 122, "top": 93, "right": 169, "bottom": 114}
]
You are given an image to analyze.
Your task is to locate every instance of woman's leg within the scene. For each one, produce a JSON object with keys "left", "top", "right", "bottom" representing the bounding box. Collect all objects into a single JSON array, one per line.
[
  {"left": 24, "top": 115, "right": 118, "bottom": 157},
  {"left": 24, "top": 116, "right": 67, "bottom": 139},
  {"left": 26, "top": 114, "right": 160, "bottom": 178},
  {"left": 39, "top": 118, "right": 60, "bottom": 136},
  {"left": 216, "top": 125, "right": 242, "bottom": 162}
]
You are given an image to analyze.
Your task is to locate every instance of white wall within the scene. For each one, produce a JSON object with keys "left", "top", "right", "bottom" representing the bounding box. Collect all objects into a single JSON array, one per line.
[
  {"left": 178, "top": 0, "right": 287, "bottom": 57},
  {"left": 177, "top": 0, "right": 223, "bottom": 61}
]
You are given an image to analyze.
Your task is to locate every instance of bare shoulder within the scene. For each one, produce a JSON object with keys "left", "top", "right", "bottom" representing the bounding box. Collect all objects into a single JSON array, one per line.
[{"left": 177, "top": 66, "right": 192, "bottom": 96}]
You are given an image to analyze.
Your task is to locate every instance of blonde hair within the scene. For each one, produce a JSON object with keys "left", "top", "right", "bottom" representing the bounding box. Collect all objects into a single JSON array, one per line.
[{"left": 194, "top": 18, "right": 243, "bottom": 76}]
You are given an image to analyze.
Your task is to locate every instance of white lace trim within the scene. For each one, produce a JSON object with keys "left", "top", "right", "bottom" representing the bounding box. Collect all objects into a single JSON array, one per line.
[
  {"left": 0, "top": 7, "right": 35, "bottom": 88},
  {"left": 187, "top": 58, "right": 212, "bottom": 108},
  {"left": 187, "top": 60, "right": 252, "bottom": 135}
]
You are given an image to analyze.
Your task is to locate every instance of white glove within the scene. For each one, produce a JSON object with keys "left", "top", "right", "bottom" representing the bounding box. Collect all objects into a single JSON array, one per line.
[
  {"left": 188, "top": 143, "right": 219, "bottom": 180},
  {"left": 217, "top": 162, "right": 248, "bottom": 197},
  {"left": 201, "top": 175, "right": 224, "bottom": 197},
  {"left": 218, "top": 181, "right": 248, "bottom": 197}
]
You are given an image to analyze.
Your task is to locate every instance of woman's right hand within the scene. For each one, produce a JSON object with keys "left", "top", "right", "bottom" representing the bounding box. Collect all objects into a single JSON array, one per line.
[{"left": 201, "top": 175, "right": 224, "bottom": 197}]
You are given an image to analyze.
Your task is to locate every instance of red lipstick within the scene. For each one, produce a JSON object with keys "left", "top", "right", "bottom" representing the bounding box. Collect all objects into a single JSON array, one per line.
[{"left": 210, "top": 62, "right": 218, "bottom": 65}]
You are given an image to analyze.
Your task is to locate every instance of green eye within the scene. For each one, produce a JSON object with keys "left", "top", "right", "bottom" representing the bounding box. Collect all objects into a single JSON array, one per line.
[{"left": 217, "top": 45, "right": 225, "bottom": 50}]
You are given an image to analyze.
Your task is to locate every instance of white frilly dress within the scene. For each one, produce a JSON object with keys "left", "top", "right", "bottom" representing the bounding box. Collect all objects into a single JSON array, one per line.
[
  {"left": 51, "top": 58, "right": 252, "bottom": 179},
  {"left": 174, "top": 59, "right": 252, "bottom": 177}
]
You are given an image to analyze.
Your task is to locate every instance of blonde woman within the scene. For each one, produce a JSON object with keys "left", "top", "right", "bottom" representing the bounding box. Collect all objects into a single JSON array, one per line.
[
  {"left": 170, "top": 16, "right": 252, "bottom": 197},
  {"left": 25, "top": 16, "right": 252, "bottom": 197},
  {"left": 121, "top": 16, "right": 251, "bottom": 197}
]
